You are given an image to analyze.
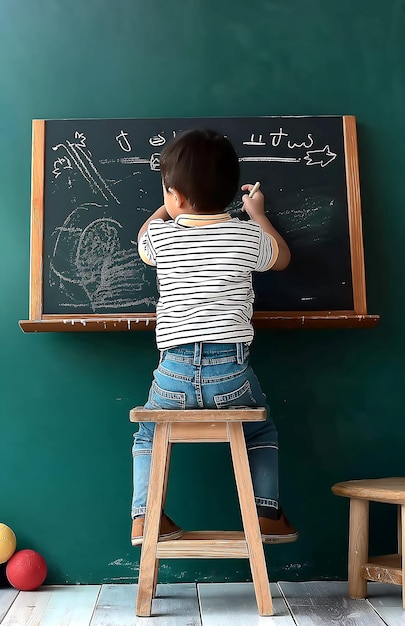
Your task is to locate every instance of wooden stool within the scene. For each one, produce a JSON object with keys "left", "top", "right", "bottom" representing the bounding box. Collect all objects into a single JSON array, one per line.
[
  {"left": 332, "top": 477, "right": 405, "bottom": 608},
  {"left": 129, "top": 407, "right": 273, "bottom": 617}
]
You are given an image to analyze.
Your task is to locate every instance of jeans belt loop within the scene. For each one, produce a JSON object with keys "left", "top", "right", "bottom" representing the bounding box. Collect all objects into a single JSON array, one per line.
[
  {"left": 193, "top": 342, "right": 202, "bottom": 366},
  {"left": 236, "top": 342, "right": 244, "bottom": 364}
]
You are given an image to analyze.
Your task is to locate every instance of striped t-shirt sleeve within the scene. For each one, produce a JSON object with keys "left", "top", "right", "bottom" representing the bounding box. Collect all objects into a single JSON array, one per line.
[
  {"left": 255, "top": 229, "right": 279, "bottom": 271},
  {"left": 138, "top": 223, "right": 162, "bottom": 266}
]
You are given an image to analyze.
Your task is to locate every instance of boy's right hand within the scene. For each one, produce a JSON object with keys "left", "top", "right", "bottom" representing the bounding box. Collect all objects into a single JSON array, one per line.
[
  {"left": 240, "top": 183, "right": 291, "bottom": 270},
  {"left": 241, "top": 184, "right": 266, "bottom": 221}
]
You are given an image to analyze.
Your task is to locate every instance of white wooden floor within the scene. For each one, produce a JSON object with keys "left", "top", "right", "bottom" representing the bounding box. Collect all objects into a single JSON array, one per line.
[{"left": 0, "top": 581, "right": 403, "bottom": 625}]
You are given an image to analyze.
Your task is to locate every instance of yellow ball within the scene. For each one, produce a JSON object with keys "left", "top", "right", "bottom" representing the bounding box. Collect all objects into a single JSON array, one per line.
[{"left": 0, "top": 523, "right": 17, "bottom": 564}]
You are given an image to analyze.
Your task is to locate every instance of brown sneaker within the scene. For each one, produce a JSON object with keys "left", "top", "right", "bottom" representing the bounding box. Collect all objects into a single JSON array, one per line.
[
  {"left": 131, "top": 513, "right": 183, "bottom": 546},
  {"left": 259, "top": 511, "right": 298, "bottom": 544}
]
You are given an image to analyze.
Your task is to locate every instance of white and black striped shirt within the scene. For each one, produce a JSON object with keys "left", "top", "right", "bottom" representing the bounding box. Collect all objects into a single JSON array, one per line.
[{"left": 138, "top": 213, "right": 278, "bottom": 350}]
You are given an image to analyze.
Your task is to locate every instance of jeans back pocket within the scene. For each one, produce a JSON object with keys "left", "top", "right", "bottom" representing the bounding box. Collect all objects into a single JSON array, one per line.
[
  {"left": 214, "top": 379, "right": 257, "bottom": 409},
  {"left": 146, "top": 381, "right": 186, "bottom": 410}
]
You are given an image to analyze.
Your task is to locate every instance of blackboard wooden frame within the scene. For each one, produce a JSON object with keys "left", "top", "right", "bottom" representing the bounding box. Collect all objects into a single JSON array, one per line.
[{"left": 19, "top": 117, "right": 379, "bottom": 332}]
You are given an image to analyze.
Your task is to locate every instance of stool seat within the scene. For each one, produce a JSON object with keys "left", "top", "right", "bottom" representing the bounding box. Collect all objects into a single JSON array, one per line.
[
  {"left": 332, "top": 477, "right": 405, "bottom": 608},
  {"left": 130, "top": 407, "right": 267, "bottom": 422},
  {"left": 130, "top": 407, "right": 273, "bottom": 617},
  {"left": 332, "top": 477, "right": 405, "bottom": 504}
]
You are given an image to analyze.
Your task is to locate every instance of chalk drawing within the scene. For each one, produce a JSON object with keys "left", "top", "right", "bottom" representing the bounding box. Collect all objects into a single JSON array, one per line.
[
  {"left": 52, "top": 156, "right": 73, "bottom": 178},
  {"left": 150, "top": 153, "right": 161, "bottom": 171},
  {"left": 304, "top": 145, "right": 337, "bottom": 168},
  {"left": 49, "top": 203, "right": 155, "bottom": 312},
  {"left": 52, "top": 132, "right": 120, "bottom": 204}
]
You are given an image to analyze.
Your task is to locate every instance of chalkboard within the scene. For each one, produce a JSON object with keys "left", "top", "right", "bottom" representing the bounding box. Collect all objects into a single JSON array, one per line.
[{"left": 20, "top": 116, "right": 379, "bottom": 332}]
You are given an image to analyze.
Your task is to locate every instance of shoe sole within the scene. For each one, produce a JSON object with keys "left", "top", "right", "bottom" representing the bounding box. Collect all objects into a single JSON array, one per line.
[
  {"left": 262, "top": 532, "right": 299, "bottom": 544},
  {"left": 131, "top": 528, "right": 184, "bottom": 547}
]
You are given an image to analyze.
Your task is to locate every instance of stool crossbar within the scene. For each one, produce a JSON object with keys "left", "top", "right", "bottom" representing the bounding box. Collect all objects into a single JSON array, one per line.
[{"left": 130, "top": 407, "right": 273, "bottom": 617}]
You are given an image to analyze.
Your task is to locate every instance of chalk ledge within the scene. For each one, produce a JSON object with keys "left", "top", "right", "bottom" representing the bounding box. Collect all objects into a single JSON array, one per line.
[{"left": 19, "top": 313, "right": 379, "bottom": 332}]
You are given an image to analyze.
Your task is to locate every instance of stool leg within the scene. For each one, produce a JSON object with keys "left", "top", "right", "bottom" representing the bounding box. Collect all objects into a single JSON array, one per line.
[
  {"left": 228, "top": 422, "right": 273, "bottom": 616},
  {"left": 152, "top": 441, "right": 172, "bottom": 599},
  {"left": 136, "top": 422, "right": 170, "bottom": 617},
  {"left": 348, "top": 498, "right": 369, "bottom": 599},
  {"left": 151, "top": 560, "right": 159, "bottom": 600},
  {"left": 401, "top": 504, "right": 405, "bottom": 610}
]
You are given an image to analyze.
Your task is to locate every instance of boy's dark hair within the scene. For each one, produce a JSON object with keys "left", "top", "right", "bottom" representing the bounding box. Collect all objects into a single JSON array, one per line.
[{"left": 160, "top": 129, "right": 240, "bottom": 212}]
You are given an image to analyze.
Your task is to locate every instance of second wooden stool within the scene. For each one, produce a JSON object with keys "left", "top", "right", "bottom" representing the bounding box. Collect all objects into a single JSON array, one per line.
[
  {"left": 130, "top": 407, "right": 273, "bottom": 617},
  {"left": 332, "top": 477, "right": 405, "bottom": 608}
]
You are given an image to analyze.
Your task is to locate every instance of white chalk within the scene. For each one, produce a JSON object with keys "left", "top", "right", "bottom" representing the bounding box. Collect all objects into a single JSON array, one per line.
[{"left": 248, "top": 181, "right": 261, "bottom": 198}]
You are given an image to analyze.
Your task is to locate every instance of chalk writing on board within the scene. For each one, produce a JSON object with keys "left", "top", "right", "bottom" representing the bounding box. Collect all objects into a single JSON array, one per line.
[
  {"left": 288, "top": 136, "right": 314, "bottom": 149},
  {"left": 97, "top": 128, "right": 337, "bottom": 170},
  {"left": 115, "top": 130, "right": 132, "bottom": 153},
  {"left": 149, "top": 134, "right": 166, "bottom": 147}
]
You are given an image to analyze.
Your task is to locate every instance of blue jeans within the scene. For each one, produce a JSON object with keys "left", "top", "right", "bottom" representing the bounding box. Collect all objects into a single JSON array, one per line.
[{"left": 131, "top": 342, "right": 279, "bottom": 518}]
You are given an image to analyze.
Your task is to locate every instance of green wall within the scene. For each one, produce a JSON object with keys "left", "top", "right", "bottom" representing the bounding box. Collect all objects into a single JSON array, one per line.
[{"left": 1, "top": 0, "right": 404, "bottom": 584}]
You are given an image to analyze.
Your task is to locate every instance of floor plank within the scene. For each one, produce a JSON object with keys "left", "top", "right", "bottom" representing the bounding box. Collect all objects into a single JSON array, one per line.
[
  {"left": 1, "top": 582, "right": 399, "bottom": 625},
  {"left": 91, "top": 583, "right": 202, "bottom": 626},
  {"left": 366, "top": 582, "right": 404, "bottom": 626},
  {"left": 0, "top": 589, "right": 19, "bottom": 622},
  {"left": 140, "top": 583, "right": 201, "bottom": 626},
  {"left": 198, "top": 582, "right": 295, "bottom": 625},
  {"left": 279, "top": 581, "right": 385, "bottom": 626},
  {"left": 1, "top": 585, "right": 100, "bottom": 626},
  {"left": 90, "top": 584, "right": 138, "bottom": 626}
]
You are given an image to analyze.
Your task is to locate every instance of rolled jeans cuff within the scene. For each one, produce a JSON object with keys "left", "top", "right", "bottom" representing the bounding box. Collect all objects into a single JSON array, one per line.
[
  {"left": 255, "top": 497, "right": 278, "bottom": 509},
  {"left": 132, "top": 506, "right": 147, "bottom": 519}
]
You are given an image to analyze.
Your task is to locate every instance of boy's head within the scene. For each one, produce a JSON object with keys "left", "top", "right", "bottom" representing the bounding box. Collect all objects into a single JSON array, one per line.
[{"left": 160, "top": 129, "right": 240, "bottom": 213}]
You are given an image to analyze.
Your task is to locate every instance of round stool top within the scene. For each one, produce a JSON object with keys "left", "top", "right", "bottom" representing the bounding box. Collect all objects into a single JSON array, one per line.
[{"left": 332, "top": 477, "right": 405, "bottom": 504}]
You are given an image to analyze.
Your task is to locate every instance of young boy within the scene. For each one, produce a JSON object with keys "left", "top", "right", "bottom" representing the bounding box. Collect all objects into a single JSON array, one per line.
[{"left": 131, "top": 129, "right": 298, "bottom": 546}]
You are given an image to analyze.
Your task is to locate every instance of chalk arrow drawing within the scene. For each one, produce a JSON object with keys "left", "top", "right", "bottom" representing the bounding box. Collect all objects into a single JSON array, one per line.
[
  {"left": 99, "top": 153, "right": 161, "bottom": 171},
  {"left": 304, "top": 145, "right": 337, "bottom": 167}
]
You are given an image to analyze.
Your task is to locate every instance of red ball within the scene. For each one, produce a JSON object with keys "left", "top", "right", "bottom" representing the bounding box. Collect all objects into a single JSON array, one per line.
[{"left": 6, "top": 549, "right": 47, "bottom": 591}]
